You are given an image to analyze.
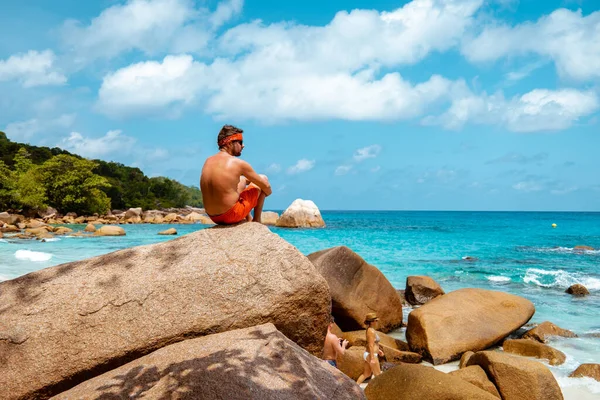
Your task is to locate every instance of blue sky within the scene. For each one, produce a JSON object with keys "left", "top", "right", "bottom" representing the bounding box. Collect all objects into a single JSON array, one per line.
[{"left": 1, "top": 0, "right": 599, "bottom": 211}]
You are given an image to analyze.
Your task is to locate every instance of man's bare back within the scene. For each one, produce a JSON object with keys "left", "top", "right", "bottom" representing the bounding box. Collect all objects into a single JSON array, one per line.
[{"left": 200, "top": 125, "right": 271, "bottom": 223}]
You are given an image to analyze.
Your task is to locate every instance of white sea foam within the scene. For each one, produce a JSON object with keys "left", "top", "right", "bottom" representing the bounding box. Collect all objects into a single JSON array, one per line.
[
  {"left": 524, "top": 246, "right": 600, "bottom": 255},
  {"left": 487, "top": 275, "right": 511, "bottom": 282},
  {"left": 14, "top": 249, "right": 52, "bottom": 262},
  {"left": 524, "top": 268, "right": 600, "bottom": 290},
  {"left": 0, "top": 239, "right": 7, "bottom": 243},
  {"left": 42, "top": 238, "right": 60, "bottom": 242}
]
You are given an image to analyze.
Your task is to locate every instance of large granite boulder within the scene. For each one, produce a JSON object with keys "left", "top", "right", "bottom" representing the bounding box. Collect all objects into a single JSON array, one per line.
[
  {"left": 338, "top": 346, "right": 367, "bottom": 380},
  {"left": 404, "top": 275, "right": 445, "bottom": 305},
  {"left": 570, "top": 363, "right": 600, "bottom": 381},
  {"left": 124, "top": 207, "right": 143, "bottom": 219},
  {"left": 0, "top": 223, "right": 331, "bottom": 399},
  {"left": 94, "top": 225, "right": 126, "bottom": 236},
  {"left": 53, "top": 324, "right": 364, "bottom": 400},
  {"left": 522, "top": 321, "right": 577, "bottom": 343},
  {"left": 84, "top": 223, "right": 96, "bottom": 233},
  {"left": 308, "top": 246, "right": 403, "bottom": 332},
  {"left": 363, "top": 363, "right": 499, "bottom": 400},
  {"left": 503, "top": 339, "right": 566, "bottom": 365},
  {"left": 261, "top": 211, "right": 279, "bottom": 225},
  {"left": 276, "top": 199, "right": 325, "bottom": 228},
  {"left": 466, "top": 351, "right": 563, "bottom": 400},
  {"left": 449, "top": 365, "right": 501, "bottom": 398},
  {"left": 406, "top": 288, "right": 534, "bottom": 364}
]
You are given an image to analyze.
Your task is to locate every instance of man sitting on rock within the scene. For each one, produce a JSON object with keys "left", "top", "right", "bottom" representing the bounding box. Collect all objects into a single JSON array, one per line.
[{"left": 201, "top": 125, "right": 272, "bottom": 224}]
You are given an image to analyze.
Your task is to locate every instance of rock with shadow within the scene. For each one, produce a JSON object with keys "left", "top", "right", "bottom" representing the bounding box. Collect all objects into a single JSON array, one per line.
[
  {"left": 0, "top": 223, "right": 331, "bottom": 399},
  {"left": 308, "top": 246, "right": 403, "bottom": 333},
  {"left": 52, "top": 324, "right": 364, "bottom": 400},
  {"left": 406, "top": 288, "right": 534, "bottom": 364}
]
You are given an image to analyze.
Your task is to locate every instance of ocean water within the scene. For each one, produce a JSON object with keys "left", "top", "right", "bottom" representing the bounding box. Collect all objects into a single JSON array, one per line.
[{"left": 1, "top": 211, "right": 599, "bottom": 397}]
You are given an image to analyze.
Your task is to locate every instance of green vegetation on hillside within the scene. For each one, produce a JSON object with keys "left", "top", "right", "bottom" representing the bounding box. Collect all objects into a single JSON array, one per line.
[{"left": 0, "top": 132, "right": 202, "bottom": 214}]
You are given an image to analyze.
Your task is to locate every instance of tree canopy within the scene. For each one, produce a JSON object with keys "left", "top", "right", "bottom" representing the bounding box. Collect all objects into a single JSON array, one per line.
[{"left": 0, "top": 132, "right": 203, "bottom": 214}]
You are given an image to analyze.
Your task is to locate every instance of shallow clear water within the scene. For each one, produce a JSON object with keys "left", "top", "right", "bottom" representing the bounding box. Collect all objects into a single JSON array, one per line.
[{"left": 1, "top": 211, "right": 599, "bottom": 396}]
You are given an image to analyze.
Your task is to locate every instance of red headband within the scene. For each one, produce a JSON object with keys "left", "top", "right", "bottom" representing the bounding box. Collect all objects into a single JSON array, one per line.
[{"left": 218, "top": 133, "right": 243, "bottom": 147}]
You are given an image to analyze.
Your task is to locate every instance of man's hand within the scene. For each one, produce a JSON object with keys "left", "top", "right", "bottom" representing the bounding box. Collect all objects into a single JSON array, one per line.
[{"left": 342, "top": 339, "right": 349, "bottom": 349}]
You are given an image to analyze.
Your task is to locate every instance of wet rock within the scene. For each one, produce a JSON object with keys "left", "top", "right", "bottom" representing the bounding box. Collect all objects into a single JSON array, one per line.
[
  {"left": 94, "top": 225, "right": 126, "bottom": 236},
  {"left": 522, "top": 321, "right": 577, "bottom": 343},
  {"left": 569, "top": 363, "right": 600, "bottom": 381},
  {"left": 406, "top": 288, "right": 534, "bottom": 364},
  {"left": 574, "top": 245, "right": 594, "bottom": 251},
  {"left": 84, "top": 224, "right": 96, "bottom": 233},
  {"left": 466, "top": 351, "right": 563, "bottom": 400},
  {"left": 404, "top": 275, "right": 445, "bottom": 305},
  {"left": 503, "top": 339, "right": 566, "bottom": 366},
  {"left": 308, "top": 246, "right": 403, "bottom": 332},
  {"left": 566, "top": 284, "right": 589, "bottom": 296}
]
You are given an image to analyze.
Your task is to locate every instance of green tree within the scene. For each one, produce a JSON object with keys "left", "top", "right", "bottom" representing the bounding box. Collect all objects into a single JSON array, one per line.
[
  {"left": 0, "top": 160, "right": 16, "bottom": 210},
  {"left": 12, "top": 148, "right": 47, "bottom": 210},
  {"left": 39, "top": 155, "right": 111, "bottom": 215}
]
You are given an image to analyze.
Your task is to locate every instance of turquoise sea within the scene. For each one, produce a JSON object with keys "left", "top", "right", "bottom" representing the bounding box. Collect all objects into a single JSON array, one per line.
[{"left": 1, "top": 211, "right": 599, "bottom": 397}]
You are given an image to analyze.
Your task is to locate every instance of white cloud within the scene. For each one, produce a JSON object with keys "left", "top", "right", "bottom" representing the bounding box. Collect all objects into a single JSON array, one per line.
[
  {"left": 335, "top": 165, "right": 352, "bottom": 175},
  {"left": 354, "top": 145, "right": 381, "bottom": 162},
  {"left": 97, "top": 0, "right": 484, "bottom": 121},
  {"left": 425, "top": 83, "right": 599, "bottom": 132},
  {"left": 211, "top": 0, "right": 243, "bottom": 29},
  {"left": 287, "top": 159, "right": 315, "bottom": 174},
  {"left": 4, "top": 114, "right": 75, "bottom": 141},
  {"left": 513, "top": 181, "right": 544, "bottom": 192},
  {"left": 462, "top": 8, "right": 600, "bottom": 80},
  {"left": 62, "top": 0, "right": 244, "bottom": 61},
  {"left": 60, "top": 130, "right": 137, "bottom": 158},
  {"left": 0, "top": 50, "right": 66, "bottom": 87},
  {"left": 266, "top": 163, "right": 281, "bottom": 173},
  {"left": 97, "top": 55, "right": 205, "bottom": 117}
]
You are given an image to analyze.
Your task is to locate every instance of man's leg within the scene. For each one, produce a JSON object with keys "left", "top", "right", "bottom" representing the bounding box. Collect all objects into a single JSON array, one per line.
[{"left": 252, "top": 174, "right": 269, "bottom": 223}]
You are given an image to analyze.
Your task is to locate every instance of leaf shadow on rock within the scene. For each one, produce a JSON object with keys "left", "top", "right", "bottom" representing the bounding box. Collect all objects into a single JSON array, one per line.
[{"left": 65, "top": 329, "right": 333, "bottom": 400}]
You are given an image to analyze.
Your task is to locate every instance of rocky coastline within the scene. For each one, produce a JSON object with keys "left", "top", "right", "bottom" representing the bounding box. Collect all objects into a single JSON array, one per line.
[{"left": 0, "top": 220, "right": 597, "bottom": 399}]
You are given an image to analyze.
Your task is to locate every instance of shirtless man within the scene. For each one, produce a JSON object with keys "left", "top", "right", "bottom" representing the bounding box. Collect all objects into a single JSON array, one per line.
[
  {"left": 200, "top": 125, "right": 272, "bottom": 224},
  {"left": 322, "top": 319, "right": 349, "bottom": 368}
]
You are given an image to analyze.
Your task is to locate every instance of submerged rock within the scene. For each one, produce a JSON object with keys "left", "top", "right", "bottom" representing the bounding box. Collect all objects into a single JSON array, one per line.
[
  {"left": 566, "top": 284, "right": 589, "bottom": 296},
  {"left": 84, "top": 223, "right": 96, "bottom": 233},
  {"left": 0, "top": 223, "right": 330, "bottom": 399},
  {"left": 158, "top": 228, "right": 177, "bottom": 235},
  {"left": 503, "top": 339, "right": 566, "bottom": 366},
  {"left": 522, "top": 321, "right": 577, "bottom": 343},
  {"left": 94, "top": 225, "right": 126, "bottom": 236},
  {"left": 466, "top": 351, "right": 563, "bottom": 400},
  {"left": 53, "top": 323, "right": 364, "bottom": 400},
  {"left": 406, "top": 288, "right": 534, "bottom": 364},
  {"left": 276, "top": 199, "right": 325, "bottom": 228},
  {"left": 404, "top": 275, "right": 445, "bottom": 305},
  {"left": 308, "top": 246, "right": 403, "bottom": 332},
  {"left": 364, "top": 363, "right": 499, "bottom": 400}
]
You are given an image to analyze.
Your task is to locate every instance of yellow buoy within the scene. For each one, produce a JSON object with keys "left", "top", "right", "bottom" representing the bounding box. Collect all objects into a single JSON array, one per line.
[{"left": 552, "top": 223, "right": 557, "bottom": 228}]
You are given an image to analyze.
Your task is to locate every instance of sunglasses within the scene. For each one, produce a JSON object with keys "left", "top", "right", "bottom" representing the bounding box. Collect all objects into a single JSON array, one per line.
[{"left": 234, "top": 140, "right": 243, "bottom": 146}]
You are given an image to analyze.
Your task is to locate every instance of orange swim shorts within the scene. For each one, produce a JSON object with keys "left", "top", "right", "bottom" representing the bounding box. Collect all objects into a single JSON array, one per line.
[{"left": 209, "top": 186, "right": 260, "bottom": 225}]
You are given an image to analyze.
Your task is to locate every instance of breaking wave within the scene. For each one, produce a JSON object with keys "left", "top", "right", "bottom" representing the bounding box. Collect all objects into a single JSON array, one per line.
[
  {"left": 14, "top": 249, "right": 53, "bottom": 262},
  {"left": 518, "top": 246, "right": 600, "bottom": 255},
  {"left": 524, "top": 268, "right": 600, "bottom": 290},
  {"left": 487, "top": 276, "right": 511, "bottom": 282}
]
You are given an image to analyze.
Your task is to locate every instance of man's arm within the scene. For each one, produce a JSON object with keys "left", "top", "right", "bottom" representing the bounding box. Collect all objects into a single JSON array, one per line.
[{"left": 239, "top": 160, "right": 272, "bottom": 196}]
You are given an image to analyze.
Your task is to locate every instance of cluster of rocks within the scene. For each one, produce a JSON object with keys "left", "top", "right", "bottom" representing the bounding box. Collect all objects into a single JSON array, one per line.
[
  {"left": 1, "top": 224, "right": 597, "bottom": 399},
  {"left": 0, "top": 198, "right": 327, "bottom": 236}
]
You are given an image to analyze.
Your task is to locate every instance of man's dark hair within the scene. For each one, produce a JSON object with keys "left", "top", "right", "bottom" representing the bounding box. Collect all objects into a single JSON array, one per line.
[{"left": 218, "top": 125, "right": 243, "bottom": 148}]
